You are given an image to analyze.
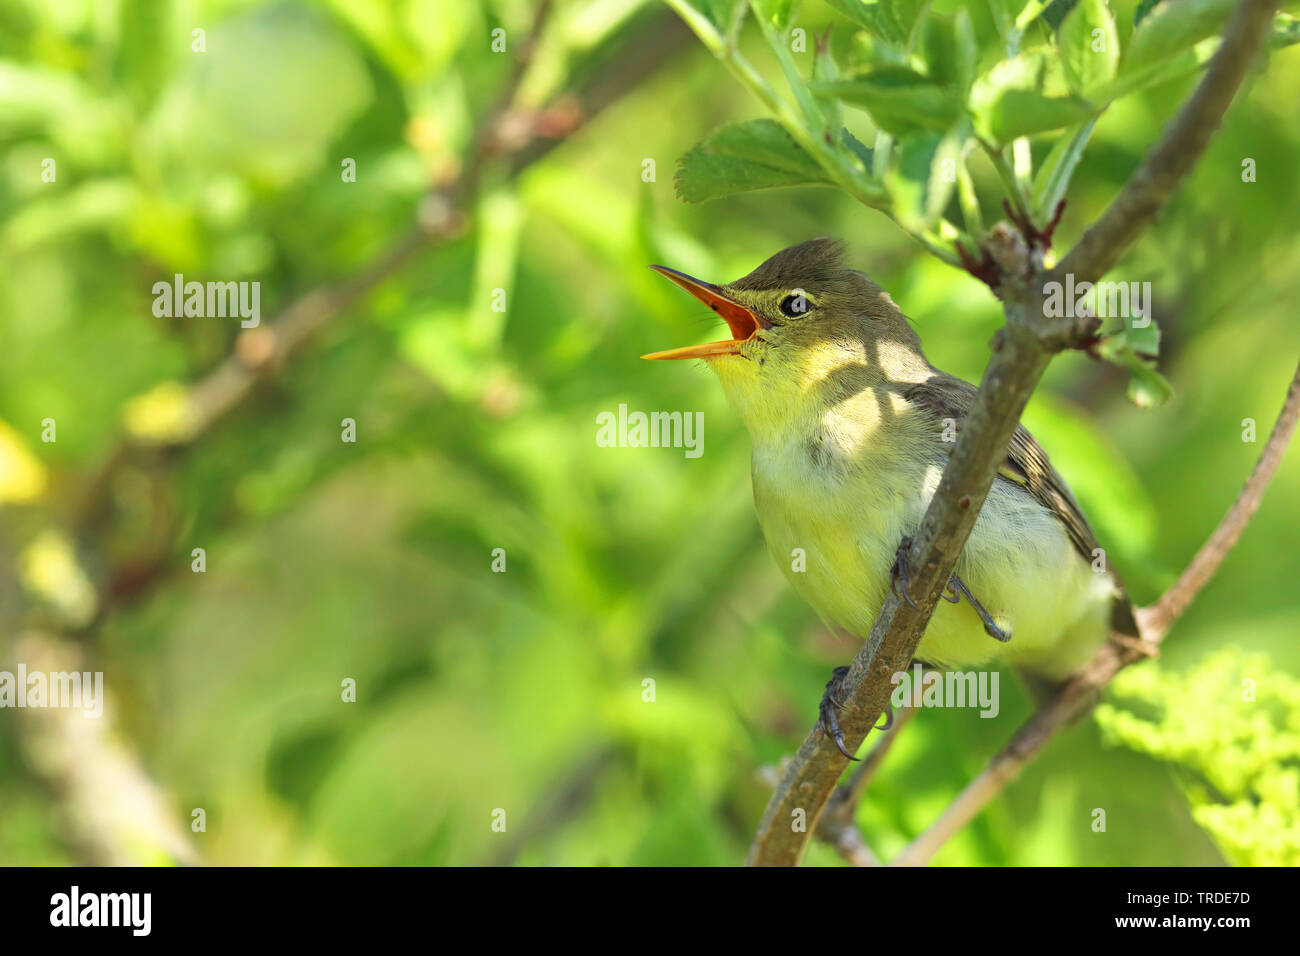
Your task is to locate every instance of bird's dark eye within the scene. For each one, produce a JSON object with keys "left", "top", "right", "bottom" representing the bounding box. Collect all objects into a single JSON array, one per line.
[{"left": 779, "top": 292, "right": 809, "bottom": 318}]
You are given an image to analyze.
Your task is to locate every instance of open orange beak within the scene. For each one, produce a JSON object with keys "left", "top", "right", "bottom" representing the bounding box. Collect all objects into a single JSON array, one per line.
[{"left": 642, "top": 265, "right": 764, "bottom": 360}]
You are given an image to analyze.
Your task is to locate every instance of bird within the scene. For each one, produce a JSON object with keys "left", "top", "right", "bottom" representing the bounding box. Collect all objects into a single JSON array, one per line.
[{"left": 643, "top": 238, "right": 1138, "bottom": 757}]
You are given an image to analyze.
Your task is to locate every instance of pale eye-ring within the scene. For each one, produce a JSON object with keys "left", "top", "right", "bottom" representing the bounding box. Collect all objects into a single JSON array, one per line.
[{"left": 779, "top": 291, "right": 809, "bottom": 318}]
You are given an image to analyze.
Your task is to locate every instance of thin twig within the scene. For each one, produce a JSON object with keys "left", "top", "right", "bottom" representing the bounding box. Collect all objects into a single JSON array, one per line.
[
  {"left": 833, "top": 702, "right": 917, "bottom": 812},
  {"left": 488, "top": 746, "right": 619, "bottom": 866},
  {"left": 816, "top": 704, "right": 916, "bottom": 866},
  {"left": 820, "top": 818, "right": 883, "bottom": 867}
]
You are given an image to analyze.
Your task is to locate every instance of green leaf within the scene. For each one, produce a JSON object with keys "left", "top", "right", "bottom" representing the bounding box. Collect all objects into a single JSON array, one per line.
[
  {"left": 1272, "top": 13, "right": 1300, "bottom": 49},
  {"left": 1120, "top": 0, "right": 1233, "bottom": 76},
  {"left": 988, "top": 0, "right": 1021, "bottom": 38},
  {"left": 841, "top": 127, "right": 875, "bottom": 171},
  {"left": 822, "top": 0, "right": 903, "bottom": 41},
  {"left": 885, "top": 124, "right": 966, "bottom": 231},
  {"left": 812, "top": 22, "right": 844, "bottom": 130},
  {"left": 698, "top": 0, "right": 748, "bottom": 30},
  {"left": 1031, "top": 117, "right": 1097, "bottom": 222},
  {"left": 1059, "top": 0, "right": 1119, "bottom": 97},
  {"left": 674, "top": 119, "right": 832, "bottom": 203},
  {"left": 1043, "top": 0, "right": 1082, "bottom": 31},
  {"left": 881, "top": 0, "right": 927, "bottom": 47},
  {"left": 846, "top": 29, "right": 910, "bottom": 70},
  {"left": 810, "top": 68, "right": 962, "bottom": 137},
  {"left": 1091, "top": 37, "right": 1217, "bottom": 102},
  {"left": 1095, "top": 320, "right": 1172, "bottom": 408},
  {"left": 971, "top": 53, "right": 1095, "bottom": 144},
  {"left": 664, "top": 0, "right": 745, "bottom": 47},
  {"left": 1133, "top": 0, "right": 1161, "bottom": 26},
  {"left": 752, "top": 0, "right": 799, "bottom": 30},
  {"left": 917, "top": 10, "right": 977, "bottom": 92},
  {"left": 1126, "top": 367, "right": 1175, "bottom": 408}
]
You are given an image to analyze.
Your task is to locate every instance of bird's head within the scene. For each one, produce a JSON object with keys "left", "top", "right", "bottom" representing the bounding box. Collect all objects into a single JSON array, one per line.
[{"left": 644, "top": 238, "right": 931, "bottom": 440}]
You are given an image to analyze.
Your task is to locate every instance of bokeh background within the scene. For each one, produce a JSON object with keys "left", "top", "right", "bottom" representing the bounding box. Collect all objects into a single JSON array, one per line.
[{"left": 1, "top": 0, "right": 1298, "bottom": 866}]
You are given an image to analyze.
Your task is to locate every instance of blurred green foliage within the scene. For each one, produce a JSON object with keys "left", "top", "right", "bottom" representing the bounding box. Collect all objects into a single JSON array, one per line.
[
  {"left": 0, "top": 0, "right": 1298, "bottom": 866},
  {"left": 1097, "top": 648, "right": 1300, "bottom": 866}
]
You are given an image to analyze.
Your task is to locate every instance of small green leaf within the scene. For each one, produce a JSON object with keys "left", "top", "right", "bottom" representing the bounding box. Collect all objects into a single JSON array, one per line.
[
  {"left": 988, "top": 0, "right": 1021, "bottom": 38},
  {"left": 1133, "top": 0, "right": 1161, "bottom": 26},
  {"left": 703, "top": 0, "right": 748, "bottom": 29},
  {"left": 673, "top": 0, "right": 746, "bottom": 33},
  {"left": 810, "top": 68, "right": 962, "bottom": 137},
  {"left": 1272, "top": 13, "right": 1300, "bottom": 49},
  {"left": 886, "top": 133, "right": 940, "bottom": 230},
  {"left": 971, "top": 53, "right": 1096, "bottom": 144},
  {"left": 823, "top": 0, "right": 903, "bottom": 42},
  {"left": 674, "top": 119, "right": 832, "bottom": 203},
  {"left": 1031, "top": 117, "right": 1097, "bottom": 223},
  {"left": 841, "top": 127, "right": 875, "bottom": 171},
  {"left": 917, "top": 10, "right": 977, "bottom": 92},
  {"left": 1123, "top": 316, "right": 1159, "bottom": 356},
  {"left": 1095, "top": 321, "right": 1172, "bottom": 408},
  {"left": 1059, "top": 0, "right": 1119, "bottom": 97},
  {"left": 752, "top": 0, "right": 799, "bottom": 30},
  {"left": 885, "top": 123, "right": 966, "bottom": 231},
  {"left": 813, "top": 29, "right": 844, "bottom": 130},
  {"left": 881, "top": 0, "right": 927, "bottom": 47},
  {"left": 664, "top": 0, "right": 744, "bottom": 51},
  {"left": 846, "top": 29, "right": 910, "bottom": 70},
  {"left": 1120, "top": 0, "right": 1233, "bottom": 76},
  {"left": 1091, "top": 37, "right": 1217, "bottom": 102},
  {"left": 1043, "top": 0, "right": 1082, "bottom": 31},
  {"left": 1126, "top": 366, "right": 1174, "bottom": 408}
]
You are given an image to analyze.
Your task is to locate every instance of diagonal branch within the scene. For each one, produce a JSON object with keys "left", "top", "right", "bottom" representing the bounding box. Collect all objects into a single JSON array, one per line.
[{"left": 746, "top": 0, "right": 1279, "bottom": 867}]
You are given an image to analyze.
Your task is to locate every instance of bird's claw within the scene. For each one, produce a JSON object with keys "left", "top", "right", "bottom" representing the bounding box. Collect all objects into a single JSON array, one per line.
[
  {"left": 819, "top": 665, "right": 860, "bottom": 761},
  {"left": 946, "top": 571, "right": 1012, "bottom": 643},
  {"left": 819, "top": 667, "right": 897, "bottom": 760},
  {"left": 875, "top": 701, "right": 894, "bottom": 731},
  {"left": 890, "top": 536, "right": 921, "bottom": 611}
]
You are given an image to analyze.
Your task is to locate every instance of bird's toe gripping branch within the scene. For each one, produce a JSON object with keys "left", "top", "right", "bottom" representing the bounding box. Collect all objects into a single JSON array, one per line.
[
  {"left": 818, "top": 665, "right": 895, "bottom": 761},
  {"left": 946, "top": 572, "right": 1012, "bottom": 643},
  {"left": 890, "top": 535, "right": 921, "bottom": 611},
  {"left": 892, "top": 535, "right": 1011, "bottom": 643}
]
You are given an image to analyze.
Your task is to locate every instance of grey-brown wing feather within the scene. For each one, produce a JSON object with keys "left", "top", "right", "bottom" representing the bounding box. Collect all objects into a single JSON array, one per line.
[{"left": 903, "top": 373, "right": 1139, "bottom": 637}]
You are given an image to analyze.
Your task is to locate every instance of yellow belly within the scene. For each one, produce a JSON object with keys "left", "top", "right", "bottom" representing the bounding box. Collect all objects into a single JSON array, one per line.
[{"left": 753, "top": 455, "right": 1114, "bottom": 678}]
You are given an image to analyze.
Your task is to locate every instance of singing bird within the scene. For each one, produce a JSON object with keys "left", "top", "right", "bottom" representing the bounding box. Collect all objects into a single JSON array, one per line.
[{"left": 644, "top": 238, "right": 1137, "bottom": 757}]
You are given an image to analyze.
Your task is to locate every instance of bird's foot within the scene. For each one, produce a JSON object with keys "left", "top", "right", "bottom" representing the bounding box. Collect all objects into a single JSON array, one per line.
[
  {"left": 946, "top": 572, "right": 1012, "bottom": 643},
  {"left": 819, "top": 666, "right": 858, "bottom": 760},
  {"left": 889, "top": 536, "right": 920, "bottom": 611},
  {"left": 819, "top": 665, "right": 894, "bottom": 761},
  {"left": 890, "top": 536, "right": 1009, "bottom": 644}
]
